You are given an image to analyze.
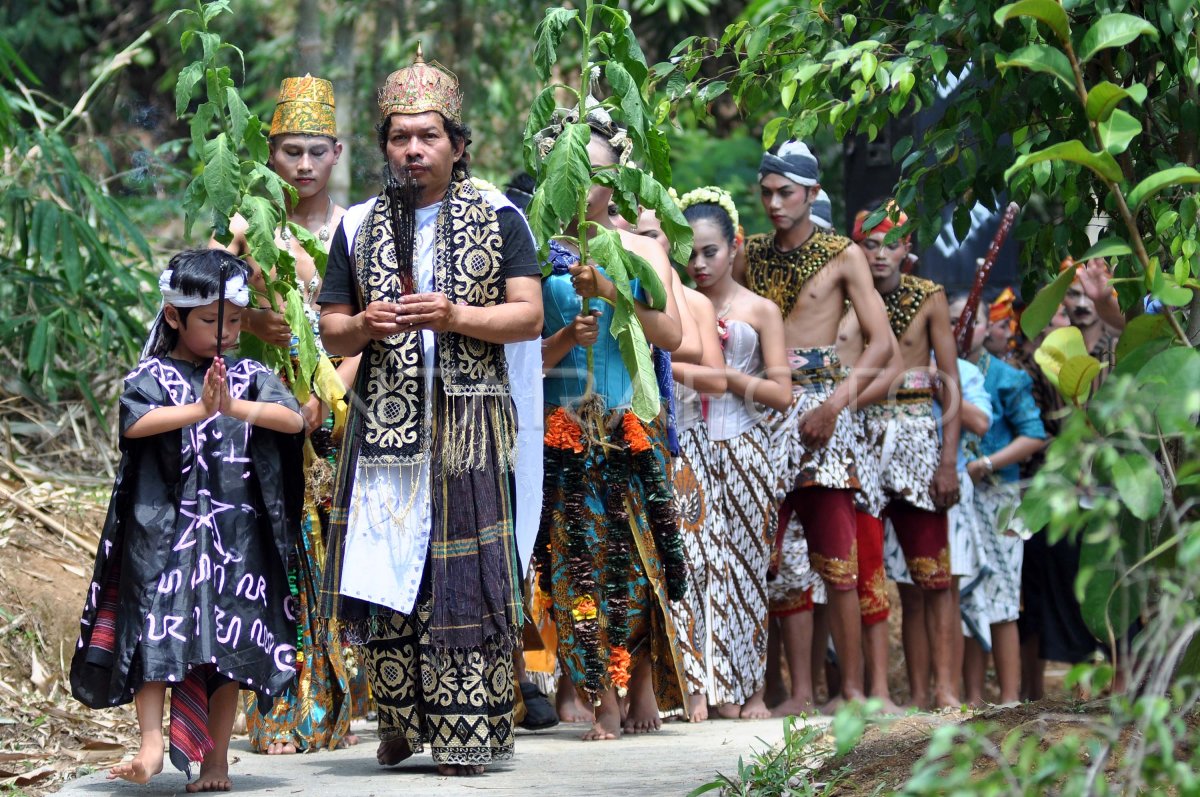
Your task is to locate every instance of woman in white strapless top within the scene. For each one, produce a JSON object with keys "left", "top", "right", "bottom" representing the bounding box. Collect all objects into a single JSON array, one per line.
[{"left": 677, "top": 187, "right": 793, "bottom": 722}]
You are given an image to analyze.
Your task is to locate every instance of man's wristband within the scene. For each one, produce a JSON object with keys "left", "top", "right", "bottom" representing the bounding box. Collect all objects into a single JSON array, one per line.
[{"left": 981, "top": 455, "right": 994, "bottom": 473}]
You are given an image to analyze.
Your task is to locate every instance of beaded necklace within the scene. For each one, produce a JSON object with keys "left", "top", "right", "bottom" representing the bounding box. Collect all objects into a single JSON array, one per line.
[{"left": 744, "top": 230, "right": 852, "bottom": 317}]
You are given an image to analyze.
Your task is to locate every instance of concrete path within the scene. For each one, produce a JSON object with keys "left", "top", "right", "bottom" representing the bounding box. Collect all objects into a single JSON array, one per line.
[{"left": 55, "top": 715, "right": 829, "bottom": 796}]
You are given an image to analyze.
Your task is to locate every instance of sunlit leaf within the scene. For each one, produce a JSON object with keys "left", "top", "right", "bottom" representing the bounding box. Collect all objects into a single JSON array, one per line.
[
  {"left": 1005, "top": 140, "right": 1123, "bottom": 184},
  {"left": 1126, "top": 166, "right": 1200, "bottom": 211},
  {"left": 994, "top": 0, "right": 1071, "bottom": 42},
  {"left": 995, "top": 44, "right": 1074, "bottom": 90},
  {"left": 1078, "top": 13, "right": 1159, "bottom": 63},
  {"left": 1111, "top": 454, "right": 1163, "bottom": 520}
]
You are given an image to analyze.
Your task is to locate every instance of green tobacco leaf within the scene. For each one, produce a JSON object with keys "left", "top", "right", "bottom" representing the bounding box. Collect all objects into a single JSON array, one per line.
[
  {"left": 995, "top": 44, "right": 1074, "bottom": 90},
  {"left": 589, "top": 229, "right": 661, "bottom": 421},
  {"left": 533, "top": 7, "right": 579, "bottom": 81},
  {"left": 203, "top": 133, "right": 240, "bottom": 222},
  {"left": 176, "top": 61, "right": 204, "bottom": 116},
  {"left": 241, "top": 195, "right": 280, "bottom": 270},
  {"left": 225, "top": 86, "right": 250, "bottom": 145},
  {"left": 1126, "top": 166, "right": 1200, "bottom": 210},
  {"left": 1111, "top": 454, "right": 1163, "bottom": 521},
  {"left": 244, "top": 114, "right": 269, "bottom": 163},
  {"left": 636, "top": 170, "right": 692, "bottom": 266},
  {"left": 202, "top": 0, "right": 232, "bottom": 24},
  {"left": 189, "top": 103, "right": 215, "bottom": 158},
  {"left": 528, "top": 121, "right": 590, "bottom": 251},
  {"left": 1005, "top": 140, "right": 1123, "bottom": 184},
  {"left": 1085, "top": 81, "right": 1147, "bottom": 123},
  {"left": 606, "top": 61, "right": 646, "bottom": 153},
  {"left": 1098, "top": 108, "right": 1141, "bottom": 154},
  {"left": 1022, "top": 264, "right": 1077, "bottom": 339},
  {"left": 284, "top": 287, "right": 317, "bottom": 401},
  {"left": 1078, "top": 237, "right": 1131, "bottom": 261},
  {"left": 598, "top": 6, "right": 648, "bottom": 86},
  {"left": 643, "top": 126, "right": 672, "bottom": 189},
  {"left": 289, "top": 222, "right": 328, "bottom": 277},
  {"left": 1078, "top": 13, "right": 1159, "bottom": 63},
  {"left": 994, "top": 0, "right": 1071, "bottom": 42},
  {"left": 523, "top": 86, "right": 559, "bottom": 177}
]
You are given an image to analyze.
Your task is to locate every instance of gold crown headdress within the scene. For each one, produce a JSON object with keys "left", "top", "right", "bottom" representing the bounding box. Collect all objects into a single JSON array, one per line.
[
  {"left": 378, "top": 43, "right": 463, "bottom": 124},
  {"left": 269, "top": 74, "right": 337, "bottom": 138}
]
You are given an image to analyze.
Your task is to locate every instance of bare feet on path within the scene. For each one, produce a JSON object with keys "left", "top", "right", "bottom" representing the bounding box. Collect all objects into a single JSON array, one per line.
[
  {"left": 933, "top": 689, "right": 963, "bottom": 710},
  {"left": 376, "top": 738, "right": 413, "bottom": 766},
  {"left": 715, "top": 703, "right": 742, "bottom": 720},
  {"left": 583, "top": 696, "right": 622, "bottom": 741},
  {"left": 687, "top": 692, "right": 708, "bottom": 723},
  {"left": 769, "top": 696, "right": 818, "bottom": 718},
  {"left": 337, "top": 734, "right": 360, "bottom": 749},
  {"left": 266, "top": 741, "right": 297, "bottom": 755},
  {"left": 185, "top": 760, "right": 231, "bottom": 793},
  {"left": 437, "top": 764, "right": 485, "bottom": 776},
  {"left": 556, "top": 684, "right": 595, "bottom": 724},
  {"left": 870, "top": 696, "right": 904, "bottom": 716},
  {"left": 107, "top": 740, "right": 164, "bottom": 785},
  {"left": 739, "top": 692, "right": 772, "bottom": 720}
]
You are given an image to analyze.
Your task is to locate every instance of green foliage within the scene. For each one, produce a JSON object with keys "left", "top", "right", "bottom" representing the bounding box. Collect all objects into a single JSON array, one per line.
[
  {"left": 526, "top": 0, "right": 691, "bottom": 422},
  {"left": 667, "top": 0, "right": 1200, "bottom": 321},
  {"left": 0, "top": 33, "right": 157, "bottom": 409},
  {"left": 173, "top": 0, "right": 321, "bottom": 386},
  {"left": 687, "top": 715, "right": 837, "bottom": 797}
]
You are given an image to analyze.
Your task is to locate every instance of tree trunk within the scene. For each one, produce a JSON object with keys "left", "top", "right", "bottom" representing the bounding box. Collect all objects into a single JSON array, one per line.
[
  {"left": 329, "top": 12, "right": 357, "bottom": 206},
  {"left": 295, "top": 0, "right": 323, "bottom": 75}
]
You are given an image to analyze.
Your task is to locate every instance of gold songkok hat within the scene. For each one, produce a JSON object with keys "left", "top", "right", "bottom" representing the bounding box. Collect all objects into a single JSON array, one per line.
[
  {"left": 269, "top": 74, "right": 337, "bottom": 138},
  {"left": 377, "top": 43, "right": 462, "bottom": 124}
]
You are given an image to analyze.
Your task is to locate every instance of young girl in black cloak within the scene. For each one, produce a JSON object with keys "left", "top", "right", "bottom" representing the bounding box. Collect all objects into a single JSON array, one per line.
[{"left": 70, "top": 249, "right": 305, "bottom": 792}]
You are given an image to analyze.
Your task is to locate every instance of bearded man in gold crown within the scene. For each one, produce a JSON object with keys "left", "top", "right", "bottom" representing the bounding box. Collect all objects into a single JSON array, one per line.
[{"left": 317, "top": 47, "right": 544, "bottom": 776}]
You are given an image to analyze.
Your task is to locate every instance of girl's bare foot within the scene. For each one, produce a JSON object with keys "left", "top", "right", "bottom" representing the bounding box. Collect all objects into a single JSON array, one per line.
[
  {"left": 688, "top": 692, "right": 708, "bottom": 723},
  {"left": 185, "top": 760, "right": 231, "bottom": 793},
  {"left": 376, "top": 738, "right": 413, "bottom": 766},
  {"left": 265, "top": 741, "right": 297, "bottom": 755},
  {"left": 770, "top": 695, "right": 818, "bottom": 718},
  {"left": 582, "top": 697, "right": 621, "bottom": 741},
  {"left": 740, "top": 693, "right": 771, "bottom": 720},
  {"left": 715, "top": 703, "right": 742, "bottom": 719},
  {"left": 555, "top": 684, "right": 595, "bottom": 724},
  {"left": 437, "top": 764, "right": 485, "bottom": 775},
  {"left": 107, "top": 740, "right": 164, "bottom": 785},
  {"left": 337, "top": 733, "right": 360, "bottom": 749}
]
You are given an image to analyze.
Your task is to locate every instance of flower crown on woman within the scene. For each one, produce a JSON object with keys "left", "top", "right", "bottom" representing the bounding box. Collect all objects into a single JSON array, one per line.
[{"left": 677, "top": 185, "right": 742, "bottom": 245}]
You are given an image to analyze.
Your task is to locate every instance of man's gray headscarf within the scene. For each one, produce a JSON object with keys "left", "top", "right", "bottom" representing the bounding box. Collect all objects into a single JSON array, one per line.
[
  {"left": 758, "top": 139, "right": 819, "bottom": 187},
  {"left": 811, "top": 190, "right": 833, "bottom": 229}
]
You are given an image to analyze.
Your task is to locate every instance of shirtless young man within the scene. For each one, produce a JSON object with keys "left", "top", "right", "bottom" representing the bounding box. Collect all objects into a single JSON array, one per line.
[
  {"left": 738, "top": 141, "right": 896, "bottom": 711},
  {"left": 851, "top": 203, "right": 963, "bottom": 709}
]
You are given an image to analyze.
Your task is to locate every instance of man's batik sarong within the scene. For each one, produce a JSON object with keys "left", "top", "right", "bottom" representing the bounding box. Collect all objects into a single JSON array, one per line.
[{"left": 361, "top": 601, "right": 515, "bottom": 764}]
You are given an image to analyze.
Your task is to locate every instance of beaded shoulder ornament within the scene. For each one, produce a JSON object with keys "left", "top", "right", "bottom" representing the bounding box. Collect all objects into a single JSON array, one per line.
[{"left": 882, "top": 273, "right": 944, "bottom": 340}]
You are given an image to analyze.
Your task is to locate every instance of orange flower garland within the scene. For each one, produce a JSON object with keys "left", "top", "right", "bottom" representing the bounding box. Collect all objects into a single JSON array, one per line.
[{"left": 608, "top": 646, "right": 631, "bottom": 696}]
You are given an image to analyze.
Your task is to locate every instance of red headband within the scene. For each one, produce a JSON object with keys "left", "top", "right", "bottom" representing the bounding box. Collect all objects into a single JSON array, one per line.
[
  {"left": 851, "top": 204, "right": 910, "bottom": 243},
  {"left": 989, "top": 287, "right": 1016, "bottom": 323}
]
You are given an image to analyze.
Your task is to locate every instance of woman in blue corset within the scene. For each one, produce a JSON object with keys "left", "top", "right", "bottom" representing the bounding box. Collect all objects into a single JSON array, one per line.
[{"left": 532, "top": 109, "right": 688, "bottom": 742}]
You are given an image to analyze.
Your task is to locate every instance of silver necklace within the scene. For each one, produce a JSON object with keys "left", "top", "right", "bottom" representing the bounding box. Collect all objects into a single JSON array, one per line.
[{"left": 280, "top": 196, "right": 334, "bottom": 247}]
